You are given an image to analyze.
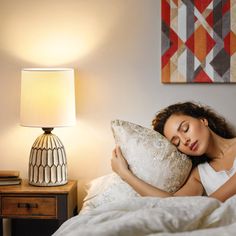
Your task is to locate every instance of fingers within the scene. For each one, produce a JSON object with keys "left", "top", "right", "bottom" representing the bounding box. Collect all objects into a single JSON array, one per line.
[
  {"left": 111, "top": 145, "right": 130, "bottom": 176},
  {"left": 116, "top": 145, "right": 123, "bottom": 157},
  {"left": 112, "top": 145, "right": 122, "bottom": 158}
]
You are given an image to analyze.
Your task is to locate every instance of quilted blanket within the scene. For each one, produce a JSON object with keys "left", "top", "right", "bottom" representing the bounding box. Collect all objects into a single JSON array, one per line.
[{"left": 53, "top": 196, "right": 236, "bottom": 236}]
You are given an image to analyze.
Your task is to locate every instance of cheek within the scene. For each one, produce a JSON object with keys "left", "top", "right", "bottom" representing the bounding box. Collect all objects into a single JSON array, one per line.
[
  {"left": 178, "top": 126, "right": 210, "bottom": 156},
  {"left": 177, "top": 146, "right": 192, "bottom": 156},
  {"left": 192, "top": 122, "right": 209, "bottom": 139},
  {"left": 192, "top": 127, "right": 211, "bottom": 156}
]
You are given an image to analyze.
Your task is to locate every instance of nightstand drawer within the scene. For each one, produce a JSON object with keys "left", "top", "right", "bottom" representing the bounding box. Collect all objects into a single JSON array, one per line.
[{"left": 2, "top": 196, "right": 56, "bottom": 217}]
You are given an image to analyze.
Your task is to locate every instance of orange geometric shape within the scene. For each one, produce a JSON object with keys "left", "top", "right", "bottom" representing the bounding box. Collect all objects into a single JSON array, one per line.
[
  {"left": 185, "top": 25, "right": 216, "bottom": 62},
  {"left": 193, "top": 69, "right": 213, "bottom": 83},
  {"left": 224, "top": 31, "right": 236, "bottom": 56},
  {"left": 162, "top": 61, "right": 170, "bottom": 83},
  {"left": 230, "top": 32, "right": 236, "bottom": 55}
]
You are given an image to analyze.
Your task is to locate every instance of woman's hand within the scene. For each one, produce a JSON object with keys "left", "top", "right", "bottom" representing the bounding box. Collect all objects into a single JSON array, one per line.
[
  {"left": 111, "top": 145, "right": 130, "bottom": 179},
  {"left": 111, "top": 146, "right": 173, "bottom": 198}
]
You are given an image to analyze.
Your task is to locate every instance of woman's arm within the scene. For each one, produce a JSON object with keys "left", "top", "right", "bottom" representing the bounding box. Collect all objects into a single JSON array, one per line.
[
  {"left": 111, "top": 146, "right": 204, "bottom": 197},
  {"left": 210, "top": 173, "right": 236, "bottom": 202}
]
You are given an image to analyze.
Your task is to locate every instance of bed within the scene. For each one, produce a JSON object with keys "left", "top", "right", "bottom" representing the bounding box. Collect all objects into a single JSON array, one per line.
[
  {"left": 53, "top": 194, "right": 236, "bottom": 235},
  {"left": 54, "top": 120, "right": 236, "bottom": 235}
]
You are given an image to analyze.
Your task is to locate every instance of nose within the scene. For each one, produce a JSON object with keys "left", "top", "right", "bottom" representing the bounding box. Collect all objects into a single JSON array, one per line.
[{"left": 180, "top": 135, "right": 190, "bottom": 146}]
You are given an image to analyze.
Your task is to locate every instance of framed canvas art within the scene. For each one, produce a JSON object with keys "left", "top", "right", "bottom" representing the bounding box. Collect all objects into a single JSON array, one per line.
[{"left": 161, "top": 0, "right": 236, "bottom": 83}]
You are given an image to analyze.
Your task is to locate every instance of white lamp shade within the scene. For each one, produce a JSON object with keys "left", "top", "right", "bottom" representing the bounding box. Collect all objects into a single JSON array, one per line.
[{"left": 20, "top": 68, "right": 76, "bottom": 127}]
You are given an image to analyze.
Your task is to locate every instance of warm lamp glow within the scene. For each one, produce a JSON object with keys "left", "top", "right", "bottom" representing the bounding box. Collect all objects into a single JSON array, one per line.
[
  {"left": 20, "top": 68, "right": 76, "bottom": 127},
  {"left": 0, "top": 1, "right": 124, "bottom": 65}
]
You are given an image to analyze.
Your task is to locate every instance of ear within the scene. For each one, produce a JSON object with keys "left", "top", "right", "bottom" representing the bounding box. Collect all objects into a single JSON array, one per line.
[{"left": 200, "top": 118, "right": 208, "bottom": 126}]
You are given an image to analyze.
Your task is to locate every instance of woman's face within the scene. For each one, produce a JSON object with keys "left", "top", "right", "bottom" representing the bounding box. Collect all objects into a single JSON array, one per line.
[{"left": 163, "top": 114, "right": 211, "bottom": 156}]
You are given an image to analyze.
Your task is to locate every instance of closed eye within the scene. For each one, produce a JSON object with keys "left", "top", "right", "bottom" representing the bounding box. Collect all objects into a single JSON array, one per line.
[
  {"left": 182, "top": 123, "right": 189, "bottom": 133},
  {"left": 172, "top": 137, "right": 180, "bottom": 147},
  {"left": 170, "top": 121, "right": 188, "bottom": 147}
]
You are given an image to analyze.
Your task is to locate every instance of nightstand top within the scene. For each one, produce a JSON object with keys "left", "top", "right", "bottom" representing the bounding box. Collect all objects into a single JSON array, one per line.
[{"left": 0, "top": 179, "right": 77, "bottom": 194}]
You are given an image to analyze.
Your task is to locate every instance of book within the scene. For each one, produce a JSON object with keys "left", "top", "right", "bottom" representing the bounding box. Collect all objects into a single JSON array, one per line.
[
  {"left": 0, "top": 177, "right": 22, "bottom": 186},
  {"left": 0, "top": 170, "right": 20, "bottom": 178}
]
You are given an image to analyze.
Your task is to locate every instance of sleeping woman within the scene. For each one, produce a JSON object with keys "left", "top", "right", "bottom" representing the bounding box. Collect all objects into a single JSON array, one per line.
[{"left": 111, "top": 101, "right": 236, "bottom": 202}]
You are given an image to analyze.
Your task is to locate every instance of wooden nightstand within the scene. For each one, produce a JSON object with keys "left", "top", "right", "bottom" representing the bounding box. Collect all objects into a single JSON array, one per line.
[{"left": 0, "top": 180, "right": 77, "bottom": 236}]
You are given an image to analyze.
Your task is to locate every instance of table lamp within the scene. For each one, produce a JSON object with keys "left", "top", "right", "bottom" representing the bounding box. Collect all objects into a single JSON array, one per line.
[{"left": 20, "top": 68, "right": 76, "bottom": 186}]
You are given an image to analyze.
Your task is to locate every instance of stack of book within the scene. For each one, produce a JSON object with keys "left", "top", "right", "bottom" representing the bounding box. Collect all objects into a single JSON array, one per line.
[{"left": 0, "top": 170, "right": 22, "bottom": 186}]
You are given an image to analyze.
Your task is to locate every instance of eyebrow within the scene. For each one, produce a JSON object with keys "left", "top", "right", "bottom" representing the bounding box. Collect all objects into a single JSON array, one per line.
[{"left": 170, "top": 120, "right": 186, "bottom": 143}]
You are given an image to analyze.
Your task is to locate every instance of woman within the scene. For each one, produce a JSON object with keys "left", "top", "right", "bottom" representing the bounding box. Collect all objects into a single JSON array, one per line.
[{"left": 111, "top": 102, "right": 236, "bottom": 202}]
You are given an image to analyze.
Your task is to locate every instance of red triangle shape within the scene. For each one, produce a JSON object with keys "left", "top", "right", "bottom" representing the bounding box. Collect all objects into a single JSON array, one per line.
[
  {"left": 194, "top": 0, "right": 212, "bottom": 13},
  {"left": 193, "top": 69, "right": 213, "bottom": 83}
]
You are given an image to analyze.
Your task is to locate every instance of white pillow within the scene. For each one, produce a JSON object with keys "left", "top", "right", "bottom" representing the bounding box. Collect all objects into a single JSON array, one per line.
[
  {"left": 82, "top": 173, "right": 139, "bottom": 212},
  {"left": 82, "top": 120, "right": 192, "bottom": 211},
  {"left": 111, "top": 120, "right": 192, "bottom": 193}
]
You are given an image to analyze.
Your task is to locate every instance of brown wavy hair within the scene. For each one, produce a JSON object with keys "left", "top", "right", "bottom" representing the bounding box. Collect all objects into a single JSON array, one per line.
[{"left": 152, "top": 101, "right": 235, "bottom": 166}]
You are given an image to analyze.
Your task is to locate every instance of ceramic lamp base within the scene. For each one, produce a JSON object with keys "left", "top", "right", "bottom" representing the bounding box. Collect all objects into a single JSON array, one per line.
[{"left": 28, "top": 128, "right": 68, "bottom": 186}]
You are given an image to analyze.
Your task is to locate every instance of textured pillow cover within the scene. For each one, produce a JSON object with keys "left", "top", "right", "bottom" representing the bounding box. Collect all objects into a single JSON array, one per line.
[
  {"left": 82, "top": 120, "right": 192, "bottom": 211},
  {"left": 82, "top": 173, "right": 139, "bottom": 212},
  {"left": 111, "top": 119, "right": 192, "bottom": 193}
]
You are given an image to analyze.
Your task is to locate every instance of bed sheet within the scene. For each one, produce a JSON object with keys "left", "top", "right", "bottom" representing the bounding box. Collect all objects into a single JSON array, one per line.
[{"left": 53, "top": 195, "right": 236, "bottom": 236}]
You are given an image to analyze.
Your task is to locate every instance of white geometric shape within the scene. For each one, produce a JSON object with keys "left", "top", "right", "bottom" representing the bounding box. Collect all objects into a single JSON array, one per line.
[
  {"left": 207, "top": 1, "right": 213, "bottom": 9},
  {"left": 178, "top": 49, "right": 187, "bottom": 77},
  {"left": 178, "top": 3, "right": 187, "bottom": 42},
  {"left": 194, "top": 55, "right": 201, "bottom": 71},
  {"left": 205, "top": 49, "right": 214, "bottom": 79},
  {"left": 194, "top": 7, "right": 213, "bottom": 36}
]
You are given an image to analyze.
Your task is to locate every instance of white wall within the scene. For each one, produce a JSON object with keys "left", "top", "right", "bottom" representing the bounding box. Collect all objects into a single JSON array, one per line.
[{"left": 1, "top": 0, "right": 236, "bottom": 232}]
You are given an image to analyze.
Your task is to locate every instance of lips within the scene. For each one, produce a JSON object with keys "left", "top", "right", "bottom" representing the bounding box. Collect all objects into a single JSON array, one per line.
[{"left": 190, "top": 141, "right": 198, "bottom": 151}]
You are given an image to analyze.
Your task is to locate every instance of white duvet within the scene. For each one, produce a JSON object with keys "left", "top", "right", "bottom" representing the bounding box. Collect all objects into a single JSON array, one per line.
[{"left": 53, "top": 195, "right": 236, "bottom": 236}]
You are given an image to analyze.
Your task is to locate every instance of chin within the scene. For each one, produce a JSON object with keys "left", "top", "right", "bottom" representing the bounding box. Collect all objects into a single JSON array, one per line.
[
  {"left": 192, "top": 148, "right": 207, "bottom": 157},
  {"left": 184, "top": 149, "right": 206, "bottom": 157}
]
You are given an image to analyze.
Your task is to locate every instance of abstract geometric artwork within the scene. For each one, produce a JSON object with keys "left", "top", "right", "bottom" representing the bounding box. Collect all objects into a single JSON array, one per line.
[{"left": 161, "top": 0, "right": 236, "bottom": 83}]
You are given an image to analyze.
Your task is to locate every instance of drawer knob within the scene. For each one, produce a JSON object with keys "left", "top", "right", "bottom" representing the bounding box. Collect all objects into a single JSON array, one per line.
[{"left": 17, "top": 203, "right": 38, "bottom": 209}]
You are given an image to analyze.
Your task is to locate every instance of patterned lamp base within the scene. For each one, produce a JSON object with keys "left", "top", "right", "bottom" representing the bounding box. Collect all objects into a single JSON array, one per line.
[{"left": 28, "top": 128, "right": 68, "bottom": 186}]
